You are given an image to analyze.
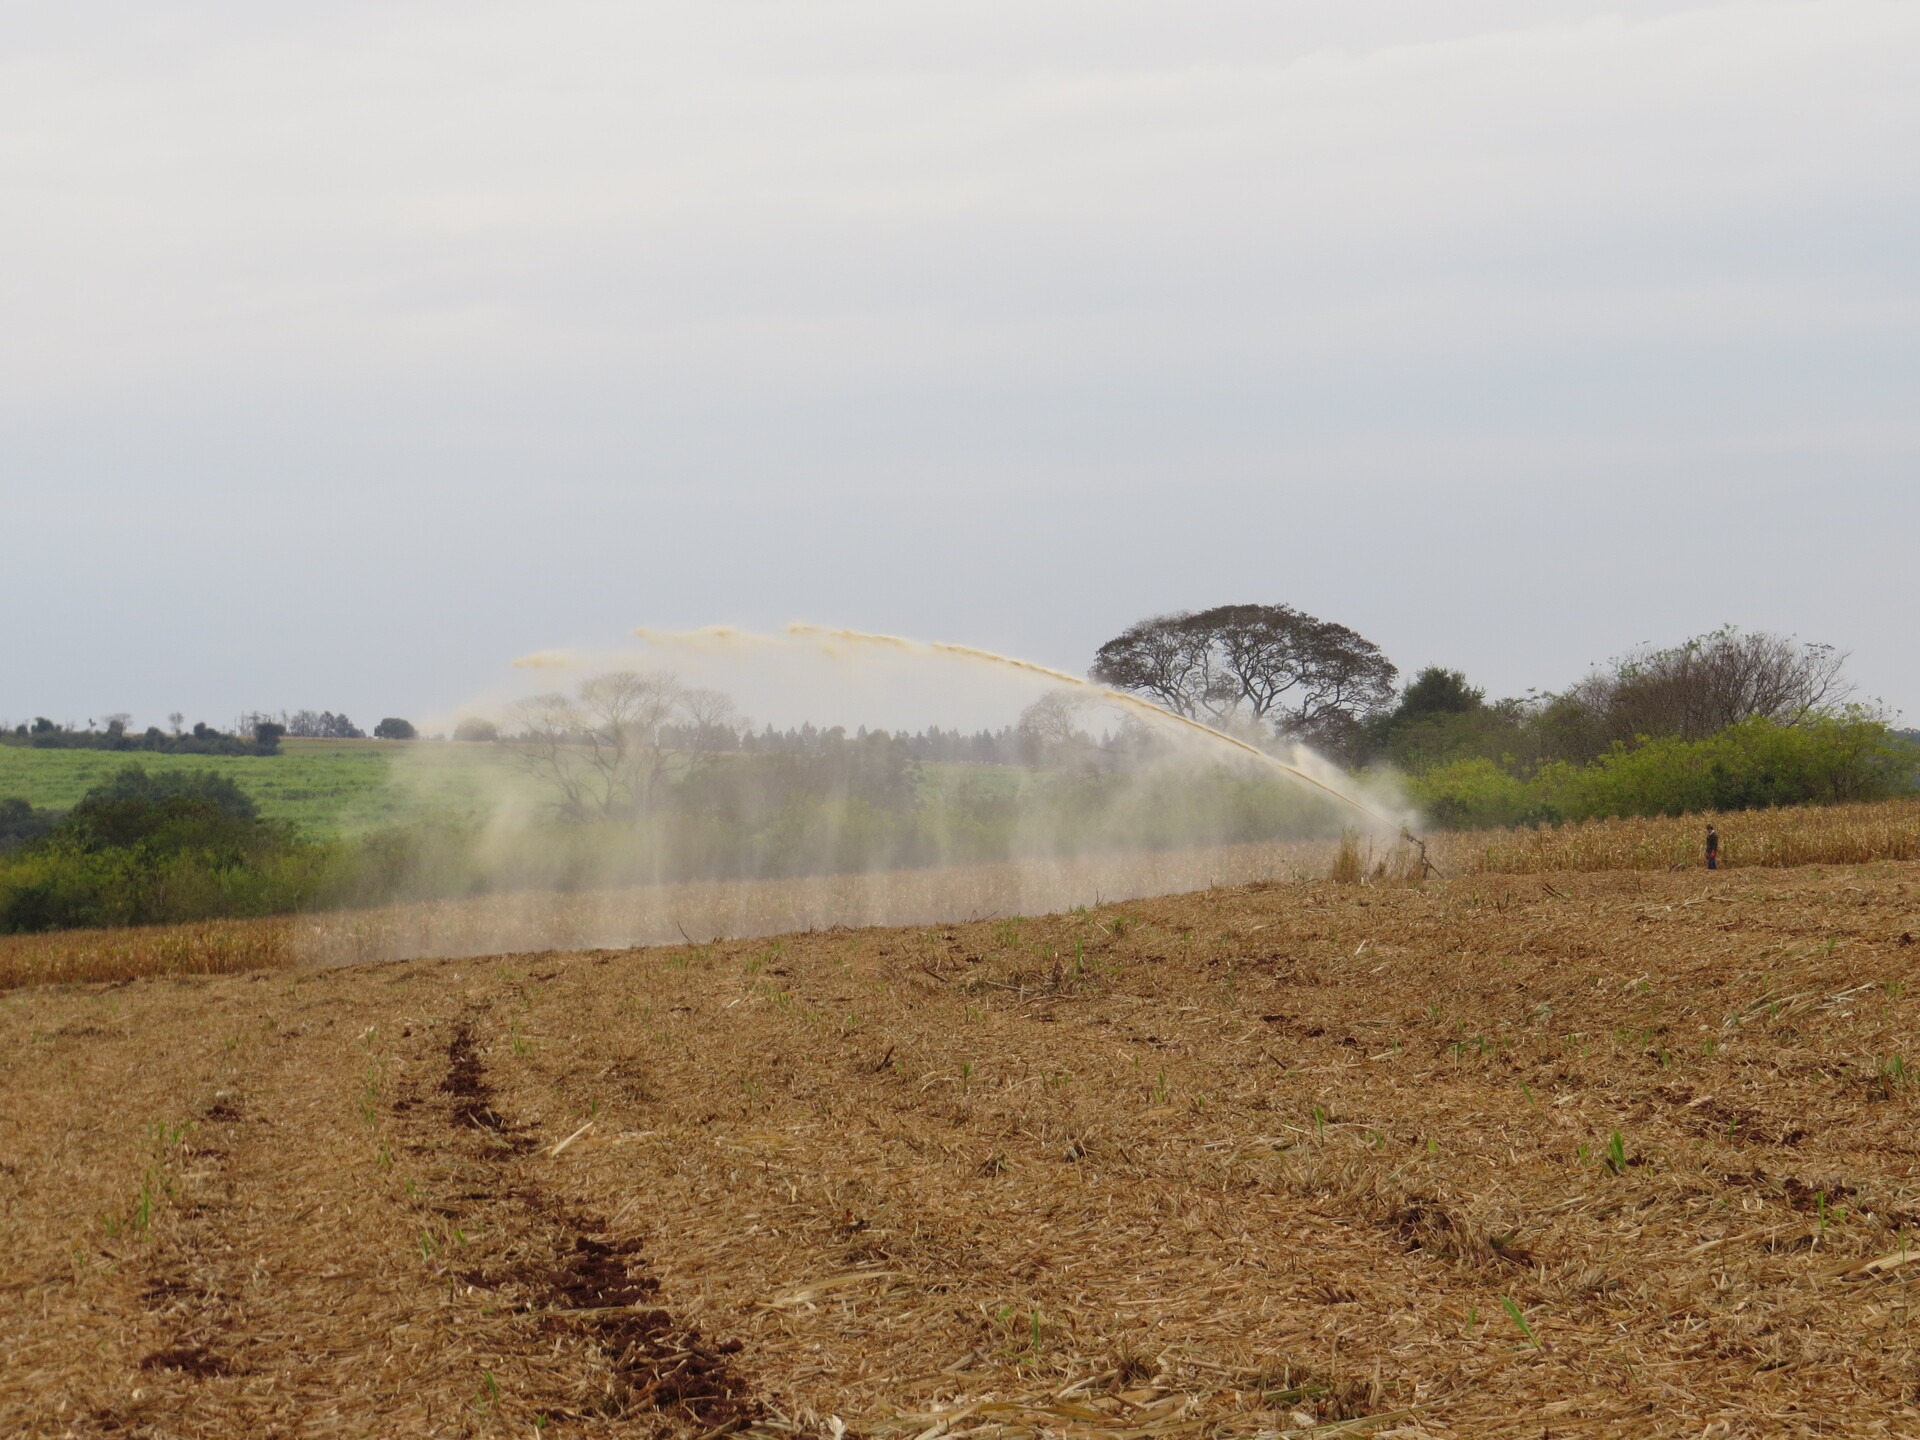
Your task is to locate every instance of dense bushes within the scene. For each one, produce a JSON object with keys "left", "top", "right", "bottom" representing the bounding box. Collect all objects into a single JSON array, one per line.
[
  {"left": 1402, "top": 758, "right": 1533, "bottom": 830},
  {"left": 62, "top": 767, "right": 263, "bottom": 848},
  {"left": 1407, "top": 716, "right": 1916, "bottom": 829},
  {"left": 1375, "top": 636, "right": 1915, "bottom": 831},
  {"left": 0, "top": 766, "right": 358, "bottom": 933},
  {"left": 0, "top": 798, "right": 59, "bottom": 852}
]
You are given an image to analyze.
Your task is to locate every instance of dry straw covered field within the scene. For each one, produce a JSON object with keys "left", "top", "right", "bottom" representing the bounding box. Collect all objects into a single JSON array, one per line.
[
  {"left": 4, "top": 809, "right": 1920, "bottom": 1437},
  {"left": 1437, "top": 798, "right": 1920, "bottom": 876}
]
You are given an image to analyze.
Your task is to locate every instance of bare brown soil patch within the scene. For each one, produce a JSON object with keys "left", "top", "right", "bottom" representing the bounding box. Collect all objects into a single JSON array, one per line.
[
  {"left": 138, "top": 1344, "right": 233, "bottom": 1379},
  {"left": 3, "top": 861, "right": 1919, "bottom": 1437}
]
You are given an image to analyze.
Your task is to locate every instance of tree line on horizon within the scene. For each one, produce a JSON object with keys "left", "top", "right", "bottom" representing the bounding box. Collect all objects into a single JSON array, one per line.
[
  {"left": 3, "top": 709, "right": 422, "bottom": 752},
  {"left": 2, "top": 715, "right": 282, "bottom": 756},
  {"left": 6, "top": 605, "right": 1911, "bottom": 796},
  {"left": 1077, "top": 603, "right": 1915, "bottom": 826},
  {"left": 1085, "top": 603, "right": 1873, "bottom": 763},
  {"left": 12, "top": 604, "right": 1903, "bottom": 787},
  {"left": 466, "top": 605, "right": 1914, "bottom": 834}
]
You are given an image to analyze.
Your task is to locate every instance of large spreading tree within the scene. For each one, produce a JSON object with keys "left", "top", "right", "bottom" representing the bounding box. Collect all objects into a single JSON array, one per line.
[{"left": 1089, "top": 603, "right": 1397, "bottom": 758}]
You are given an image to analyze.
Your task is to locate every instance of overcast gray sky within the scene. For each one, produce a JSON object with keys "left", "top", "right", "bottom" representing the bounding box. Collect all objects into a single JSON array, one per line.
[{"left": 5, "top": 1, "right": 1917, "bottom": 732}]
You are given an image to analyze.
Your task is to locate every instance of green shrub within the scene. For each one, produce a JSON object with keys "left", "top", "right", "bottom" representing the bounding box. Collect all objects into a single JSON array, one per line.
[
  {"left": 1408, "top": 716, "right": 1913, "bottom": 831},
  {"left": 1538, "top": 715, "right": 1912, "bottom": 821},
  {"left": 63, "top": 766, "right": 262, "bottom": 852},
  {"left": 0, "top": 797, "right": 58, "bottom": 852},
  {"left": 1406, "top": 759, "right": 1534, "bottom": 830},
  {"left": 0, "top": 764, "right": 340, "bottom": 933}
]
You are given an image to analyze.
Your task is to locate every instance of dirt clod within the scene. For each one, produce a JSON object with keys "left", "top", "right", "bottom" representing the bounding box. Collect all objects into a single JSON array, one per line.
[{"left": 138, "top": 1346, "right": 232, "bottom": 1378}]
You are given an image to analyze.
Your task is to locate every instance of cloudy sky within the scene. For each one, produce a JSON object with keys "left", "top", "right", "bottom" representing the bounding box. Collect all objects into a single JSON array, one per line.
[{"left": 5, "top": 1, "right": 1917, "bottom": 731}]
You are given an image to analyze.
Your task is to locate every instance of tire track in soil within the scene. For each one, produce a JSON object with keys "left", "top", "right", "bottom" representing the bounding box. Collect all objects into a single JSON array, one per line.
[
  {"left": 136, "top": 1093, "right": 249, "bottom": 1386},
  {"left": 80, "top": 996, "right": 459, "bottom": 1438},
  {"left": 437, "top": 1015, "right": 765, "bottom": 1435}
]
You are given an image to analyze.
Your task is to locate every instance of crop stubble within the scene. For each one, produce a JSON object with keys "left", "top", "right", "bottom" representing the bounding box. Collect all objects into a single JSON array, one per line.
[{"left": 2, "top": 862, "right": 1918, "bottom": 1437}]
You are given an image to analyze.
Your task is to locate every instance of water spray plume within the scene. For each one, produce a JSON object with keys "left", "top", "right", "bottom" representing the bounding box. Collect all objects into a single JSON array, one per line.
[
  {"left": 796, "top": 625, "right": 1407, "bottom": 834},
  {"left": 513, "top": 650, "right": 587, "bottom": 671},
  {"left": 632, "top": 626, "right": 767, "bottom": 650},
  {"left": 350, "top": 619, "right": 1434, "bottom": 968},
  {"left": 639, "top": 621, "right": 1413, "bottom": 838}
]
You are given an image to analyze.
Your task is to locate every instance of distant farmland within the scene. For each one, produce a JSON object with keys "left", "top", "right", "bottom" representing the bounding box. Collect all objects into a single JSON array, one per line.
[
  {"left": 0, "top": 738, "right": 1036, "bottom": 840},
  {"left": 0, "top": 738, "right": 525, "bottom": 836}
]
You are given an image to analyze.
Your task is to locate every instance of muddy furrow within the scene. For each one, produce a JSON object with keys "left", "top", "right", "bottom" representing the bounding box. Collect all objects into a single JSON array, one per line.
[
  {"left": 411, "top": 1012, "right": 778, "bottom": 1436},
  {"left": 132, "top": 1091, "right": 251, "bottom": 1388}
]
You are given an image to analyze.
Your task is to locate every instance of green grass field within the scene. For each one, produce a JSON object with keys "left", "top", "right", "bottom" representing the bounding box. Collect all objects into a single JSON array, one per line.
[
  {"left": 0, "top": 739, "right": 1027, "bottom": 840},
  {"left": 0, "top": 739, "right": 527, "bottom": 836}
]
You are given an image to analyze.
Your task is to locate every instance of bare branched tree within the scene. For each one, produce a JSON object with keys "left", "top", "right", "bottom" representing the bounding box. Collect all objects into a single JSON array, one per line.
[
  {"left": 677, "top": 687, "right": 746, "bottom": 771},
  {"left": 1567, "top": 627, "right": 1859, "bottom": 749},
  {"left": 1016, "top": 690, "right": 1104, "bottom": 769},
  {"left": 1017, "top": 690, "right": 1089, "bottom": 747},
  {"left": 509, "top": 670, "right": 685, "bottom": 820}
]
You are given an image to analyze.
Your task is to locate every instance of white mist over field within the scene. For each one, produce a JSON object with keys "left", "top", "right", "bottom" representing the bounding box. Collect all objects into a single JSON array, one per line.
[{"left": 320, "top": 624, "right": 1419, "bottom": 962}]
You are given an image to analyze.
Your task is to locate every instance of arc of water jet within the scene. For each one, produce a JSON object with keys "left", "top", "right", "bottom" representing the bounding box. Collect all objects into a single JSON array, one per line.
[
  {"left": 632, "top": 626, "right": 770, "bottom": 650},
  {"left": 630, "top": 620, "right": 1412, "bottom": 835},
  {"left": 780, "top": 624, "right": 1405, "bottom": 834},
  {"left": 513, "top": 650, "right": 588, "bottom": 671}
]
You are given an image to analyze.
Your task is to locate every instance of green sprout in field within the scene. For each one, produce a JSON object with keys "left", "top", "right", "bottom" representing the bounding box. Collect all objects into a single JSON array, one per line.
[{"left": 1500, "top": 1295, "right": 1541, "bottom": 1348}]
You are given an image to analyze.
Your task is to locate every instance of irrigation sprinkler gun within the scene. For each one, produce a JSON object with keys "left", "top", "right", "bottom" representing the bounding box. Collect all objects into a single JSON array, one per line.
[{"left": 1402, "top": 826, "right": 1443, "bottom": 880}]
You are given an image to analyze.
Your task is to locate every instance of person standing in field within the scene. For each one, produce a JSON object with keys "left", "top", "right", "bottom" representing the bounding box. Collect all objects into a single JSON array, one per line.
[{"left": 1706, "top": 824, "right": 1719, "bottom": 871}]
